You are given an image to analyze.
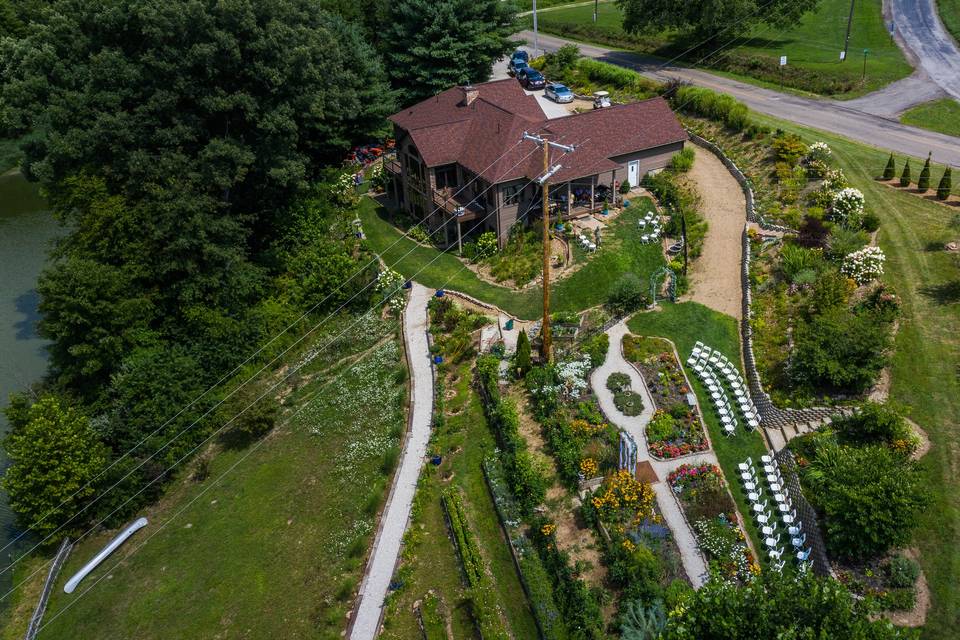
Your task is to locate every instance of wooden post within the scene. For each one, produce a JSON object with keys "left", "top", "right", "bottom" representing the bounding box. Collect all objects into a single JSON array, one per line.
[
  {"left": 566, "top": 182, "right": 571, "bottom": 218},
  {"left": 590, "top": 176, "right": 595, "bottom": 212},
  {"left": 541, "top": 138, "right": 552, "bottom": 362}
]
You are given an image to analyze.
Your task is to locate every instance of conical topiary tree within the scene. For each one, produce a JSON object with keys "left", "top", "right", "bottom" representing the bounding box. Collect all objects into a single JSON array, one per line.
[
  {"left": 900, "top": 159, "right": 912, "bottom": 187},
  {"left": 918, "top": 152, "right": 932, "bottom": 191},
  {"left": 937, "top": 167, "right": 953, "bottom": 201},
  {"left": 514, "top": 329, "right": 531, "bottom": 377},
  {"left": 883, "top": 153, "right": 896, "bottom": 180}
]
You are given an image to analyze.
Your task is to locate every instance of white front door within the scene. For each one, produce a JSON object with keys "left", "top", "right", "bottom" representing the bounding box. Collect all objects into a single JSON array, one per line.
[{"left": 627, "top": 160, "right": 640, "bottom": 188}]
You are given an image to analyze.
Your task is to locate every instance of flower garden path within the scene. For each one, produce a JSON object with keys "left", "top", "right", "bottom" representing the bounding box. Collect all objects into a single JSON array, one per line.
[
  {"left": 590, "top": 321, "right": 713, "bottom": 587},
  {"left": 349, "top": 283, "right": 434, "bottom": 640}
]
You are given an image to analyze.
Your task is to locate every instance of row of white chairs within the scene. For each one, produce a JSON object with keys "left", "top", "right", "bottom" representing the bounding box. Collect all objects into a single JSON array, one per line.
[
  {"left": 692, "top": 364, "right": 739, "bottom": 436},
  {"left": 688, "top": 343, "right": 760, "bottom": 431},
  {"left": 739, "top": 455, "right": 812, "bottom": 571}
]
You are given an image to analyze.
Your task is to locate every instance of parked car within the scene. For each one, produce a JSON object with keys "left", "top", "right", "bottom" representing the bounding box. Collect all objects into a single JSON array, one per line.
[
  {"left": 512, "top": 49, "right": 529, "bottom": 64},
  {"left": 545, "top": 82, "right": 574, "bottom": 103},
  {"left": 508, "top": 58, "right": 529, "bottom": 77},
  {"left": 518, "top": 68, "right": 546, "bottom": 90}
]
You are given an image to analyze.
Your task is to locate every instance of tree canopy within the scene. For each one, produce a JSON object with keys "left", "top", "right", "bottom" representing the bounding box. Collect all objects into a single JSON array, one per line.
[
  {"left": 616, "top": 0, "right": 822, "bottom": 40},
  {"left": 662, "top": 569, "right": 917, "bottom": 639},
  {"left": 381, "top": 0, "right": 516, "bottom": 105},
  {"left": 2, "top": 395, "right": 108, "bottom": 539}
]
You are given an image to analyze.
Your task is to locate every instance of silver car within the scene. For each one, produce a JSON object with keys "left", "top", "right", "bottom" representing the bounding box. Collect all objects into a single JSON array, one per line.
[{"left": 545, "top": 82, "right": 574, "bottom": 104}]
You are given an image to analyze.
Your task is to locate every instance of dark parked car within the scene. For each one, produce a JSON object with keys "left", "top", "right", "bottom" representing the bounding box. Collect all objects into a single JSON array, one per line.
[
  {"left": 508, "top": 59, "right": 529, "bottom": 77},
  {"left": 512, "top": 49, "right": 529, "bottom": 63},
  {"left": 518, "top": 68, "right": 546, "bottom": 90}
]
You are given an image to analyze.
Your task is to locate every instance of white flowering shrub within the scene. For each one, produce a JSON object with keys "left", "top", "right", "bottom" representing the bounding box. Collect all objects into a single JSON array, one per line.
[
  {"left": 332, "top": 172, "right": 359, "bottom": 207},
  {"left": 376, "top": 268, "right": 407, "bottom": 313},
  {"left": 806, "top": 142, "right": 832, "bottom": 164},
  {"left": 823, "top": 168, "right": 848, "bottom": 192},
  {"left": 841, "top": 246, "right": 885, "bottom": 284},
  {"left": 556, "top": 355, "right": 592, "bottom": 400},
  {"left": 830, "top": 188, "right": 865, "bottom": 227}
]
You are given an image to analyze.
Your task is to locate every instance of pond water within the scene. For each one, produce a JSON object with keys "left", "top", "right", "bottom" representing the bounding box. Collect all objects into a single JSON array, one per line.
[{"left": 0, "top": 169, "right": 58, "bottom": 589}]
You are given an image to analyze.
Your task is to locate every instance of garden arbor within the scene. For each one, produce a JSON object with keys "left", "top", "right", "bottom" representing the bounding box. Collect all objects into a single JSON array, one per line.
[{"left": 650, "top": 267, "right": 677, "bottom": 304}]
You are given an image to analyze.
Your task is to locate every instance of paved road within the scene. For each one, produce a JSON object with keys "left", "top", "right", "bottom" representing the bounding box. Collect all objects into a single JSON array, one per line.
[
  {"left": 349, "top": 283, "right": 434, "bottom": 640},
  {"left": 517, "top": 31, "right": 960, "bottom": 166},
  {"left": 888, "top": 0, "right": 960, "bottom": 101}
]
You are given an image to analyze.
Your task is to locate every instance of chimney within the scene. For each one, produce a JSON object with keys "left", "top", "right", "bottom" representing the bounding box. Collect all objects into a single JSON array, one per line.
[{"left": 460, "top": 85, "right": 479, "bottom": 106}]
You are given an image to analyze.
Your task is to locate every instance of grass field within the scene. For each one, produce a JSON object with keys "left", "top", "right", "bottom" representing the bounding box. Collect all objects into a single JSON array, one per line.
[
  {"left": 627, "top": 302, "right": 768, "bottom": 557},
  {"left": 22, "top": 314, "right": 407, "bottom": 640},
  {"left": 939, "top": 0, "right": 960, "bottom": 45},
  {"left": 380, "top": 358, "right": 540, "bottom": 639},
  {"left": 747, "top": 112, "right": 960, "bottom": 639},
  {"left": 526, "top": 0, "right": 912, "bottom": 97},
  {"left": 360, "top": 197, "right": 665, "bottom": 319},
  {"left": 900, "top": 98, "right": 960, "bottom": 139}
]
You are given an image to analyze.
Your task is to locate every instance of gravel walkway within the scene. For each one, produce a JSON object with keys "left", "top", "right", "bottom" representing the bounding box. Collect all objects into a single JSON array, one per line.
[
  {"left": 349, "top": 283, "right": 434, "bottom": 640},
  {"left": 683, "top": 145, "right": 744, "bottom": 320},
  {"left": 590, "top": 322, "right": 711, "bottom": 587}
]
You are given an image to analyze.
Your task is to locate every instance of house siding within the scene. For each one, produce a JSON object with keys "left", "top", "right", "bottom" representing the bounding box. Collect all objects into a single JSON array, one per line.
[{"left": 609, "top": 141, "right": 685, "bottom": 183}]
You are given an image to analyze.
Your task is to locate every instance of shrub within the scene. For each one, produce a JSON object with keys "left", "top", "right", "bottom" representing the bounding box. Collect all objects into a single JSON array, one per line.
[
  {"left": 475, "top": 231, "right": 498, "bottom": 259},
  {"left": 672, "top": 86, "right": 751, "bottom": 131},
  {"left": 514, "top": 329, "right": 532, "bottom": 377},
  {"left": 834, "top": 402, "right": 911, "bottom": 447},
  {"left": 779, "top": 243, "right": 823, "bottom": 281},
  {"left": 582, "top": 332, "right": 609, "bottom": 369},
  {"left": 646, "top": 410, "right": 677, "bottom": 442},
  {"left": 840, "top": 246, "right": 885, "bottom": 285},
  {"left": 607, "top": 273, "right": 649, "bottom": 314},
  {"left": 917, "top": 153, "right": 932, "bottom": 191},
  {"left": 606, "top": 372, "right": 631, "bottom": 393},
  {"left": 620, "top": 179, "right": 632, "bottom": 194},
  {"left": 797, "top": 215, "right": 830, "bottom": 248},
  {"left": 407, "top": 224, "right": 431, "bottom": 244},
  {"left": 829, "top": 188, "right": 865, "bottom": 228},
  {"left": 614, "top": 391, "right": 644, "bottom": 416},
  {"left": 861, "top": 212, "right": 881, "bottom": 233},
  {"left": 899, "top": 160, "right": 911, "bottom": 187},
  {"left": 771, "top": 133, "right": 809, "bottom": 164},
  {"left": 806, "top": 142, "right": 832, "bottom": 164},
  {"left": 937, "top": 166, "right": 953, "bottom": 200},
  {"left": 882, "top": 153, "right": 896, "bottom": 180},
  {"left": 826, "top": 226, "right": 869, "bottom": 261},
  {"left": 670, "top": 147, "right": 695, "bottom": 172},
  {"left": 619, "top": 599, "right": 667, "bottom": 640},
  {"left": 888, "top": 554, "right": 921, "bottom": 588},
  {"left": 804, "top": 443, "right": 929, "bottom": 559}
]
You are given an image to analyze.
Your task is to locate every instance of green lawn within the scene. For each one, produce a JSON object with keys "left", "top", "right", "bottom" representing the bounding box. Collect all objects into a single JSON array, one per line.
[
  {"left": 31, "top": 315, "right": 407, "bottom": 640},
  {"left": 939, "top": 0, "right": 960, "bottom": 45},
  {"left": 747, "top": 112, "right": 960, "bottom": 640},
  {"left": 381, "top": 359, "right": 540, "bottom": 639},
  {"left": 360, "top": 197, "right": 665, "bottom": 319},
  {"left": 626, "top": 302, "right": 768, "bottom": 558},
  {"left": 526, "top": 0, "right": 912, "bottom": 97},
  {"left": 900, "top": 98, "right": 960, "bottom": 139}
]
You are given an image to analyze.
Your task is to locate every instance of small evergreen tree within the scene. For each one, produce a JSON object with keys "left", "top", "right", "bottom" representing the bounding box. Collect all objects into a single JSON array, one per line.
[
  {"left": 899, "top": 159, "right": 911, "bottom": 187},
  {"left": 917, "top": 152, "right": 932, "bottom": 191},
  {"left": 514, "top": 329, "right": 532, "bottom": 377},
  {"left": 937, "top": 167, "right": 953, "bottom": 201},
  {"left": 882, "top": 153, "right": 895, "bottom": 180}
]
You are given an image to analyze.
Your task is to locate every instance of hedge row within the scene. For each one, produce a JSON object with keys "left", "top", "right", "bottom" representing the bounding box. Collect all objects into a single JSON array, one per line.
[
  {"left": 476, "top": 355, "right": 548, "bottom": 514},
  {"left": 442, "top": 489, "right": 510, "bottom": 640},
  {"left": 576, "top": 58, "right": 658, "bottom": 93},
  {"left": 483, "top": 457, "right": 570, "bottom": 640},
  {"left": 672, "top": 86, "right": 750, "bottom": 132}
]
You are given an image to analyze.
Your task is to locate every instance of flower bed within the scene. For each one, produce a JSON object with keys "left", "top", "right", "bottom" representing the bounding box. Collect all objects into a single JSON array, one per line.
[
  {"left": 624, "top": 336, "right": 708, "bottom": 458},
  {"left": 668, "top": 464, "right": 758, "bottom": 581}
]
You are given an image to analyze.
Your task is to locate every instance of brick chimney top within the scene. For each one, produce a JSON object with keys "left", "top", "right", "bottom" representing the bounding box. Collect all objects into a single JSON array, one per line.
[{"left": 460, "top": 85, "right": 479, "bottom": 106}]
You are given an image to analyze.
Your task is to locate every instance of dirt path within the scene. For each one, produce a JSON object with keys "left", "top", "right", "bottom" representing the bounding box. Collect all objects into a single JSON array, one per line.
[{"left": 683, "top": 146, "right": 745, "bottom": 320}]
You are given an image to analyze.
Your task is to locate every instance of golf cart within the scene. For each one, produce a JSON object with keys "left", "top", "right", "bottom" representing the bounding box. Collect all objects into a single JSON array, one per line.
[{"left": 592, "top": 90, "right": 611, "bottom": 109}]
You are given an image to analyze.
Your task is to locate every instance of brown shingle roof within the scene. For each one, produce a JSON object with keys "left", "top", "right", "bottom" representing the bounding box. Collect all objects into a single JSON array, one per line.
[{"left": 389, "top": 81, "right": 686, "bottom": 184}]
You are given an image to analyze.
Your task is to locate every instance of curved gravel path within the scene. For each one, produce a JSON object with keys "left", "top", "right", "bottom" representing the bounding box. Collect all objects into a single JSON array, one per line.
[
  {"left": 590, "top": 322, "right": 712, "bottom": 587},
  {"left": 350, "top": 283, "right": 434, "bottom": 640}
]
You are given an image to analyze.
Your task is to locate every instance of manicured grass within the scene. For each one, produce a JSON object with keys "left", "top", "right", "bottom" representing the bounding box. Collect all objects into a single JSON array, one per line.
[
  {"left": 33, "top": 315, "right": 407, "bottom": 640},
  {"left": 900, "top": 98, "right": 960, "bottom": 139},
  {"left": 381, "top": 360, "right": 540, "bottom": 639},
  {"left": 627, "top": 302, "right": 768, "bottom": 558},
  {"left": 360, "top": 197, "right": 664, "bottom": 319},
  {"left": 526, "top": 0, "right": 911, "bottom": 97},
  {"left": 748, "top": 112, "right": 960, "bottom": 640},
  {"left": 939, "top": 0, "right": 960, "bottom": 45}
]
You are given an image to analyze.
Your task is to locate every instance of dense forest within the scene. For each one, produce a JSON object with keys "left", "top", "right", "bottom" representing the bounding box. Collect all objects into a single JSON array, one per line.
[{"left": 0, "top": 0, "right": 515, "bottom": 541}]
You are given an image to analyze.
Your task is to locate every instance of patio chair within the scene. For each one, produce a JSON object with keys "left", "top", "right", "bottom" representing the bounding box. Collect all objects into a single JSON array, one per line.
[
  {"left": 791, "top": 532, "right": 806, "bottom": 549},
  {"left": 737, "top": 458, "right": 754, "bottom": 473},
  {"left": 724, "top": 424, "right": 736, "bottom": 437},
  {"left": 796, "top": 548, "right": 811, "bottom": 563},
  {"left": 769, "top": 547, "right": 784, "bottom": 560},
  {"left": 782, "top": 509, "right": 797, "bottom": 525},
  {"left": 772, "top": 559, "right": 786, "bottom": 572},
  {"left": 756, "top": 511, "right": 773, "bottom": 525},
  {"left": 752, "top": 500, "right": 769, "bottom": 515},
  {"left": 761, "top": 454, "right": 774, "bottom": 465}
]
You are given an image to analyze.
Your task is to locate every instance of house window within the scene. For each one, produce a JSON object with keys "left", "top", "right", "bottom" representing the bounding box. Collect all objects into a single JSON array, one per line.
[
  {"left": 435, "top": 164, "right": 458, "bottom": 190},
  {"left": 502, "top": 184, "right": 523, "bottom": 205}
]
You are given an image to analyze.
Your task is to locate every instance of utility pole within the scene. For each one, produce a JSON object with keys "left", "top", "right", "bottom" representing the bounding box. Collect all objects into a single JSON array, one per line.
[
  {"left": 533, "top": 0, "right": 538, "bottom": 57},
  {"left": 522, "top": 132, "right": 575, "bottom": 362},
  {"left": 843, "top": 0, "right": 856, "bottom": 61}
]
